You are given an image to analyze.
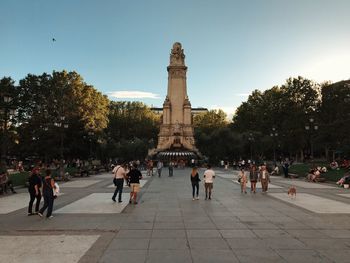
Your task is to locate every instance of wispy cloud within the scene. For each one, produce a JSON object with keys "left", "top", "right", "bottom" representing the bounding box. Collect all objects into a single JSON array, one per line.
[{"left": 107, "top": 91, "right": 160, "bottom": 99}]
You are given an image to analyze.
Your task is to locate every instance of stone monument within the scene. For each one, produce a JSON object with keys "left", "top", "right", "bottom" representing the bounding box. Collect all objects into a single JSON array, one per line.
[{"left": 151, "top": 42, "right": 200, "bottom": 158}]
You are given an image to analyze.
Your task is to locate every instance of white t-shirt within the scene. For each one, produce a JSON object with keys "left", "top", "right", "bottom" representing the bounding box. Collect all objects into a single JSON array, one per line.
[
  {"left": 113, "top": 165, "right": 126, "bottom": 179},
  {"left": 204, "top": 169, "right": 215, "bottom": 183}
]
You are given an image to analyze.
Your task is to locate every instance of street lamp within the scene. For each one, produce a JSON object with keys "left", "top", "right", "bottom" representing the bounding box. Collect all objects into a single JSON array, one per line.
[
  {"left": 248, "top": 133, "right": 254, "bottom": 161},
  {"left": 0, "top": 94, "right": 15, "bottom": 165},
  {"left": 88, "top": 131, "right": 94, "bottom": 159},
  {"left": 270, "top": 127, "right": 278, "bottom": 163},
  {"left": 305, "top": 118, "right": 318, "bottom": 160}
]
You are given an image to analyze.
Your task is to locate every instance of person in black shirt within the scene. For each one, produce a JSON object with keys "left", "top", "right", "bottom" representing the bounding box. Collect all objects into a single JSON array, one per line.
[
  {"left": 38, "top": 169, "right": 56, "bottom": 219},
  {"left": 127, "top": 163, "right": 142, "bottom": 204},
  {"left": 190, "top": 167, "right": 200, "bottom": 200},
  {"left": 27, "top": 167, "right": 42, "bottom": 215}
]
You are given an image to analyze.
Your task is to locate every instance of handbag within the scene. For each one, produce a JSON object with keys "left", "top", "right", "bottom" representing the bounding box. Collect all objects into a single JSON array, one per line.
[{"left": 238, "top": 177, "right": 241, "bottom": 183}]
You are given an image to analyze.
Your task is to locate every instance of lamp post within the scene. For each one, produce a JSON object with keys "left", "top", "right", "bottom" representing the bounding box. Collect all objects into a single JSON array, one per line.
[
  {"left": 88, "top": 131, "right": 94, "bottom": 159},
  {"left": 305, "top": 118, "right": 318, "bottom": 161},
  {"left": 248, "top": 133, "right": 254, "bottom": 161},
  {"left": 270, "top": 127, "right": 278, "bottom": 163},
  {"left": 54, "top": 116, "right": 69, "bottom": 177},
  {"left": 0, "top": 94, "right": 15, "bottom": 165}
]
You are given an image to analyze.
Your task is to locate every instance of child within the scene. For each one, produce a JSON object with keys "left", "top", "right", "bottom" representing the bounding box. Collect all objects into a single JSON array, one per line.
[{"left": 239, "top": 168, "right": 247, "bottom": 194}]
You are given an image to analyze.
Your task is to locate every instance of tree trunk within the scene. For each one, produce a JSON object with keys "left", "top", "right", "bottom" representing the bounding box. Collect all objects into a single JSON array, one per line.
[{"left": 325, "top": 146, "right": 329, "bottom": 161}]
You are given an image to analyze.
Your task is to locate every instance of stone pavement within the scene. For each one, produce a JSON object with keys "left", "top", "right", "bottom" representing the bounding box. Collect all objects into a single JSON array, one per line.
[{"left": 1, "top": 168, "right": 350, "bottom": 262}]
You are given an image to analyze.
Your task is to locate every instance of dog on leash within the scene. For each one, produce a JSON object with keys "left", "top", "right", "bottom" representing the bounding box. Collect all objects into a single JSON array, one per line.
[{"left": 287, "top": 186, "right": 296, "bottom": 198}]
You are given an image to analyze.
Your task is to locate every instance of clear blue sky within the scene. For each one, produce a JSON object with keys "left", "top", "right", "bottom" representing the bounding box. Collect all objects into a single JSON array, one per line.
[{"left": 1, "top": 0, "right": 350, "bottom": 118}]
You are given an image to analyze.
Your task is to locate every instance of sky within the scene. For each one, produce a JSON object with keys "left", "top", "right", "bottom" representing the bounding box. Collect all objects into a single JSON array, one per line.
[{"left": 1, "top": 0, "right": 350, "bottom": 119}]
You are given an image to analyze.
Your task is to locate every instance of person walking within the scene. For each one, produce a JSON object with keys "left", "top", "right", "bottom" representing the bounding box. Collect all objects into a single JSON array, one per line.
[
  {"left": 112, "top": 162, "right": 126, "bottom": 203},
  {"left": 238, "top": 168, "right": 247, "bottom": 194},
  {"left": 190, "top": 167, "right": 200, "bottom": 200},
  {"left": 157, "top": 160, "right": 163, "bottom": 177},
  {"left": 27, "top": 167, "right": 42, "bottom": 215},
  {"left": 203, "top": 164, "right": 215, "bottom": 200},
  {"left": 249, "top": 163, "right": 258, "bottom": 193},
  {"left": 127, "top": 163, "right": 142, "bottom": 204},
  {"left": 38, "top": 169, "right": 56, "bottom": 219},
  {"left": 259, "top": 164, "right": 270, "bottom": 193},
  {"left": 147, "top": 160, "right": 153, "bottom": 176},
  {"left": 168, "top": 161, "right": 174, "bottom": 177}
]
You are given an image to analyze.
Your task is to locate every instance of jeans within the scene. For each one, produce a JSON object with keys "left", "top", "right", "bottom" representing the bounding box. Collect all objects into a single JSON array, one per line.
[
  {"left": 112, "top": 178, "right": 124, "bottom": 202},
  {"left": 168, "top": 167, "right": 173, "bottom": 176},
  {"left": 191, "top": 182, "right": 199, "bottom": 197},
  {"left": 28, "top": 190, "right": 41, "bottom": 214},
  {"left": 39, "top": 194, "right": 54, "bottom": 217}
]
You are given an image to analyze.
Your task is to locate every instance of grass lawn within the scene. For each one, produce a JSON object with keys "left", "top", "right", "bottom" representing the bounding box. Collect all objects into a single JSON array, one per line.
[{"left": 289, "top": 162, "right": 347, "bottom": 182}]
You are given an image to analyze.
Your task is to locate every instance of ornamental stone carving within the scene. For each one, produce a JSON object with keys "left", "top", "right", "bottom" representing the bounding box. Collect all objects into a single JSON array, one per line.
[{"left": 170, "top": 42, "right": 185, "bottom": 66}]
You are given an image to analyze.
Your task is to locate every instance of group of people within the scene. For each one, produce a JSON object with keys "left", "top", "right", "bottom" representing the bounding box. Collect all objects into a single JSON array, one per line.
[
  {"left": 112, "top": 162, "right": 143, "bottom": 204},
  {"left": 190, "top": 165, "right": 215, "bottom": 200},
  {"left": 238, "top": 163, "right": 270, "bottom": 194},
  {"left": 27, "top": 167, "right": 58, "bottom": 219}
]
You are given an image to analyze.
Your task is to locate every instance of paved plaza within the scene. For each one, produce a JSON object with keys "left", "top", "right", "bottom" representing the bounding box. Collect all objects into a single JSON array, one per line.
[{"left": 1, "top": 168, "right": 350, "bottom": 262}]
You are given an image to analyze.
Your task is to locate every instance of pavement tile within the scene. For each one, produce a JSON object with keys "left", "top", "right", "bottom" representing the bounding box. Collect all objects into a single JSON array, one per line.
[
  {"left": 226, "top": 238, "right": 269, "bottom": 249},
  {"left": 191, "top": 249, "right": 239, "bottom": 263},
  {"left": 116, "top": 230, "right": 152, "bottom": 238},
  {"left": 233, "top": 248, "right": 283, "bottom": 263},
  {"left": 253, "top": 229, "right": 291, "bottom": 238},
  {"left": 146, "top": 250, "right": 192, "bottom": 263},
  {"left": 299, "top": 238, "right": 350, "bottom": 249},
  {"left": 276, "top": 249, "right": 332, "bottom": 262},
  {"left": 99, "top": 249, "right": 148, "bottom": 263},
  {"left": 285, "top": 229, "right": 328, "bottom": 238},
  {"left": 154, "top": 222, "right": 185, "bottom": 229},
  {"left": 108, "top": 238, "right": 150, "bottom": 250},
  {"left": 151, "top": 229, "right": 186, "bottom": 238},
  {"left": 186, "top": 229, "right": 221, "bottom": 238},
  {"left": 188, "top": 238, "right": 229, "bottom": 250},
  {"left": 261, "top": 237, "right": 306, "bottom": 249},
  {"left": 149, "top": 238, "right": 189, "bottom": 250},
  {"left": 220, "top": 229, "right": 257, "bottom": 238}
]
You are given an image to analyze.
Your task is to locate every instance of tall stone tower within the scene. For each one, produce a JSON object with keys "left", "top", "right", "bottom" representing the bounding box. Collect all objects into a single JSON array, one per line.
[{"left": 155, "top": 42, "right": 199, "bottom": 156}]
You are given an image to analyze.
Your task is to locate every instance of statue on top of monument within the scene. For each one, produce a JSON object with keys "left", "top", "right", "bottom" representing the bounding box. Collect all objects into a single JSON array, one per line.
[{"left": 170, "top": 42, "right": 185, "bottom": 66}]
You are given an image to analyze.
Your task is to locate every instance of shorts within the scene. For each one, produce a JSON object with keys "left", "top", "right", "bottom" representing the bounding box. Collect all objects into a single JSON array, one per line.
[
  {"left": 204, "top": 183, "right": 213, "bottom": 190},
  {"left": 130, "top": 183, "right": 140, "bottom": 193}
]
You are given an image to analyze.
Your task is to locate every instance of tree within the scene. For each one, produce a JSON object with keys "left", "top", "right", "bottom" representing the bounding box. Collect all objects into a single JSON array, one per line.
[{"left": 319, "top": 80, "right": 350, "bottom": 159}]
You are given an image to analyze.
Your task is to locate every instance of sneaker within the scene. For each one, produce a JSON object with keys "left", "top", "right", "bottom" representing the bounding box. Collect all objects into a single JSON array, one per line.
[
  {"left": 192, "top": 198, "right": 195, "bottom": 201},
  {"left": 196, "top": 196, "right": 199, "bottom": 200},
  {"left": 112, "top": 198, "right": 116, "bottom": 202},
  {"left": 118, "top": 200, "right": 122, "bottom": 203},
  {"left": 129, "top": 200, "right": 132, "bottom": 204},
  {"left": 47, "top": 216, "right": 54, "bottom": 219},
  {"left": 38, "top": 212, "right": 43, "bottom": 217},
  {"left": 208, "top": 197, "right": 211, "bottom": 200},
  {"left": 27, "top": 213, "right": 34, "bottom": 216}
]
